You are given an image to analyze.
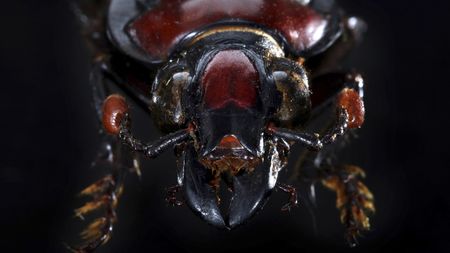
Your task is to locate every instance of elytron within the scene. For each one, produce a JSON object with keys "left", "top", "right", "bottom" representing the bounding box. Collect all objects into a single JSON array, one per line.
[{"left": 70, "top": 0, "right": 375, "bottom": 251}]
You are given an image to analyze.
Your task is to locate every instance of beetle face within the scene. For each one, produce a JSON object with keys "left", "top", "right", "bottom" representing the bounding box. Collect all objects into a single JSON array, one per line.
[
  {"left": 149, "top": 45, "right": 312, "bottom": 228},
  {"left": 196, "top": 49, "right": 266, "bottom": 158},
  {"left": 170, "top": 48, "right": 297, "bottom": 228}
]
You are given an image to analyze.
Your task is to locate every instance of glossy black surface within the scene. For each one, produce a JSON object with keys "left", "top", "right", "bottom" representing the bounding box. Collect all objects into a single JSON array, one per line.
[
  {"left": 2, "top": 0, "right": 450, "bottom": 253},
  {"left": 227, "top": 148, "right": 278, "bottom": 228},
  {"left": 182, "top": 145, "right": 226, "bottom": 227},
  {"left": 181, "top": 139, "right": 279, "bottom": 229}
]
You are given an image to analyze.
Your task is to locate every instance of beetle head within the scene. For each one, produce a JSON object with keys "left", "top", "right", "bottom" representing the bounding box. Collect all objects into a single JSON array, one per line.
[
  {"left": 151, "top": 46, "right": 309, "bottom": 228},
  {"left": 175, "top": 49, "right": 295, "bottom": 228}
]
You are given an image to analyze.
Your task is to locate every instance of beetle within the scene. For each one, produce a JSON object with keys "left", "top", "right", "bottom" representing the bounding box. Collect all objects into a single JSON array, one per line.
[{"left": 70, "top": 0, "right": 375, "bottom": 252}]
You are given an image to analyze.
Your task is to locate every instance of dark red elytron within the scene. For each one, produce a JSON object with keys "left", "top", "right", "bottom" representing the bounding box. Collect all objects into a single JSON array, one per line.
[{"left": 71, "top": 0, "right": 374, "bottom": 252}]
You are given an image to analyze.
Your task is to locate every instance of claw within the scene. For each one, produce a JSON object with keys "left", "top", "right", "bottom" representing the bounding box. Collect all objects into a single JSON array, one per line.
[{"left": 72, "top": 174, "right": 120, "bottom": 252}]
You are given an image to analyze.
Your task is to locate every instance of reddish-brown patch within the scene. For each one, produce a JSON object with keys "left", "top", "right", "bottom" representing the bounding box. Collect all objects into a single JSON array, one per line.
[
  {"left": 217, "top": 135, "right": 243, "bottom": 149},
  {"left": 129, "top": 0, "right": 327, "bottom": 58},
  {"left": 201, "top": 50, "right": 259, "bottom": 109},
  {"left": 338, "top": 88, "right": 365, "bottom": 129},
  {"left": 102, "top": 94, "right": 129, "bottom": 135}
]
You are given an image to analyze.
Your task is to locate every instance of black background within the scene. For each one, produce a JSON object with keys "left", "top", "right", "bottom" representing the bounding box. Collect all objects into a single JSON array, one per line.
[{"left": 1, "top": 0, "right": 449, "bottom": 252}]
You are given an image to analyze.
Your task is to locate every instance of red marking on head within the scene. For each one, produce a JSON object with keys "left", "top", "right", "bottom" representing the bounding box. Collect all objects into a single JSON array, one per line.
[
  {"left": 201, "top": 134, "right": 259, "bottom": 175},
  {"left": 201, "top": 50, "right": 259, "bottom": 109},
  {"left": 217, "top": 135, "right": 243, "bottom": 149},
  {"left": 129, "top": 0, "right": 327, "bottom": 58}
]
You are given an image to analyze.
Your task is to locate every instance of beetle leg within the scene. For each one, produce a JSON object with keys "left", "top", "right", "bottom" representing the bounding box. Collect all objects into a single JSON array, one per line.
[
  {"left": 270, "top": 71, "right": 365, "bottom": 149},
  {"left": 69, "top": 56, "right": 144, "bottom": 252},
  {"left": 117, "top": 113, "right": 191, "bottom": 158},
  {"left": 276, "top": 183, "right": 298, "bottom": 212},
  {"left": 267, "top": 108, "right": 349, "bottom": 150},
  {"left": 320, "top": 165, "right": 375, "bottom": 247},
  {"left": 291, "top": 72, "right": 365, "bottom": 177},
  {"left": 289, "top": 72, "right": 372, "bottom": 246},
  {"left": 69, "top": 137, "right": 131, "bottom": 252},
  {"left": 69, "top": 174, "right": 123, "bottom": 253}
]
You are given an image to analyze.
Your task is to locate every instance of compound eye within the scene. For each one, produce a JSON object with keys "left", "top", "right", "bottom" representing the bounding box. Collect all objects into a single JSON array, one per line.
[
  {"left": 150, "top": 63, "right": 192, "bottom": 132},
  {"left": 269, "top": 58, "right": 311, "bottom": 128}
]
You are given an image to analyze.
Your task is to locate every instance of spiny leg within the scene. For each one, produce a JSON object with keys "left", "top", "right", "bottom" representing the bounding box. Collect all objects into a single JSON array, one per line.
[
  {"left": 321, "top": 165, "right": 375, "bottom": 246},
  {"left": 70, "top": 93, "right": 191, "bottom": 252},
  {"left": 265, "top": 73, "right": 363, "bottom": 219},
  {"left": 71, "top": 50, "right": 155, "bottom": 251},
  {"left": 70, "top": 1, "right": 156, "bottom": 251},
  {"left": 103, "top": 94, "right": 192, "bottom": 211},
  {"left": 70, "top": 174, "right": 123, "bottom": 253},
  {"left": 69, "top": 57, "right": 139, "bottom": 252},
  {"left": 291, "top": 72, "right": 374, "bottom": 246},
  {"left": 71, "top": 119, "right": 136, "bottom": 252}
]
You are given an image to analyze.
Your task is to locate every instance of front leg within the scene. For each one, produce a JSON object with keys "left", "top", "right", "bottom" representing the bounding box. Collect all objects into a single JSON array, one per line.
[
  {"left": 101, "top": 94, "right": 191, "bottom": 157},
  {"left": 285, "top": 71, "right": 365, "bottom": 166},
  {"left": 282, "top": 72, "right": 373, "bottom": 245},
  {"left": 70, "top": 56, "right": 188, "bottom": 252},
  {"left": 69, "top": 57, "right": 142, "bottom": 252},
  {"left": 70, "top": 94, "right": 191, "bottom": 252}
]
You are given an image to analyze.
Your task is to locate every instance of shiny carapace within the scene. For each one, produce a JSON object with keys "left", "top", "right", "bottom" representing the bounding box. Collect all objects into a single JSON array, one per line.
[{"left": 70, "top": 0, "right": 374, "bottom": 252}]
